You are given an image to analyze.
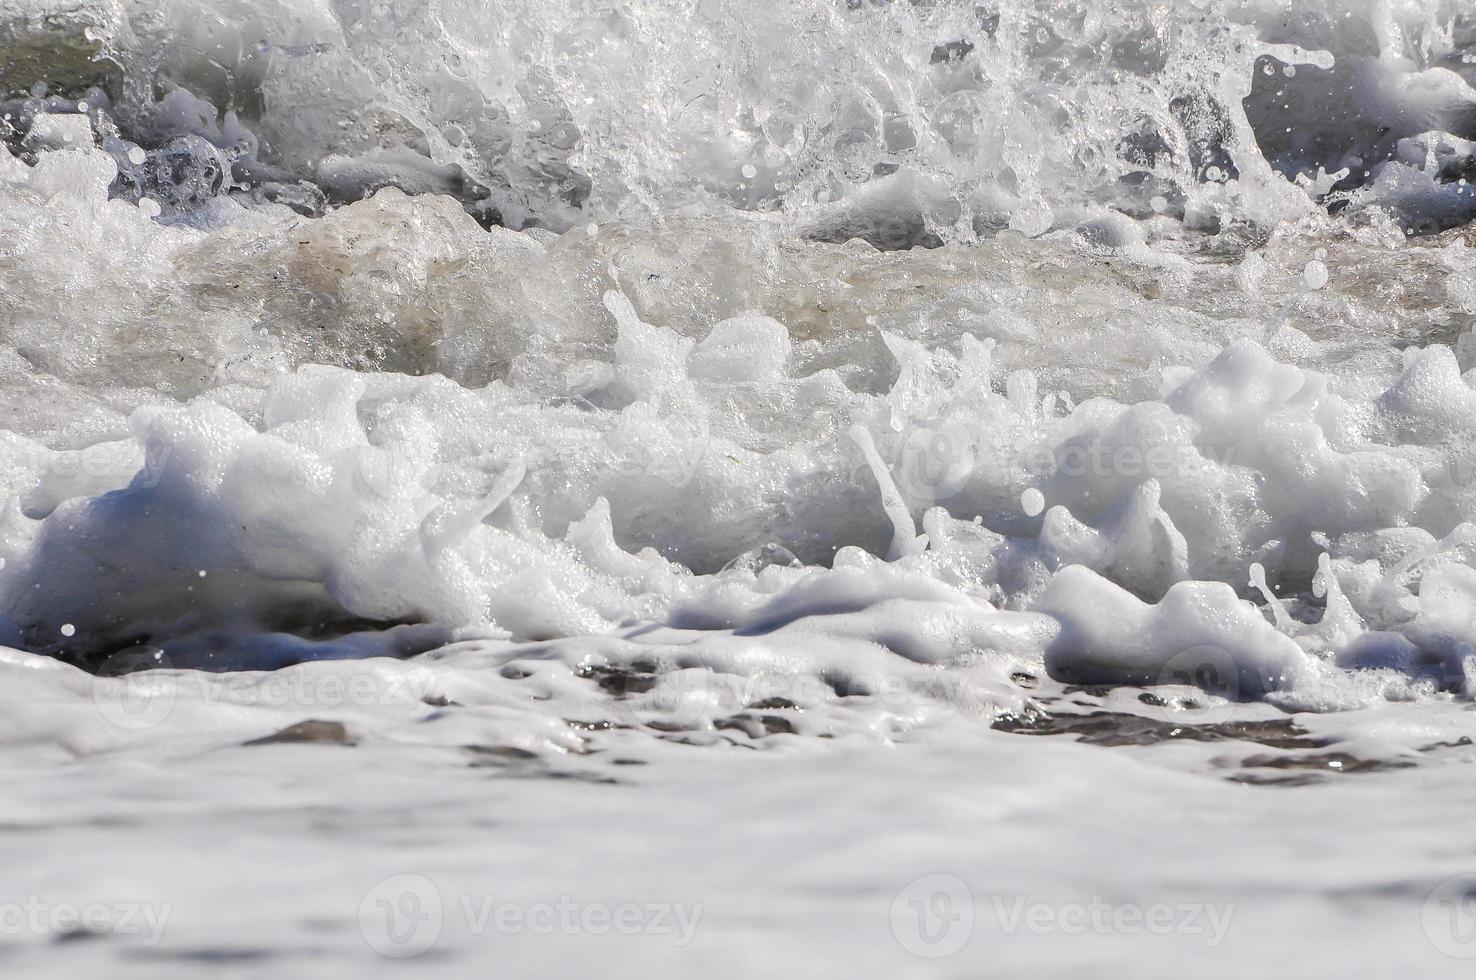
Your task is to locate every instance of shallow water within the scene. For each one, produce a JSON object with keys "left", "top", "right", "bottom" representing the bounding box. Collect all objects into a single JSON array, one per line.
[{"left": 6, "top": 0, "right": 1476, "bottom": 974}]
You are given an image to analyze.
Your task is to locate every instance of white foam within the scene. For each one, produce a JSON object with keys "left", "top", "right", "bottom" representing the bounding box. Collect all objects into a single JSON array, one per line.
[{"left": 3, "top": 4, "right": 1476, "bottom": 973}]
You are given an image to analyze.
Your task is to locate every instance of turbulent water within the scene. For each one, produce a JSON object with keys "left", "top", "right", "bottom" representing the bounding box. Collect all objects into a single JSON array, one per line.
[{"left": 7, "top": 0, "right": 1476, "bottom": 976}]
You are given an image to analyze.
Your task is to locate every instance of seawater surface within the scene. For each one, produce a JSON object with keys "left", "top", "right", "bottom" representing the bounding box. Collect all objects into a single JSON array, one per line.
[{"left": 5, "top": 0, "right": 1476, "bottom": 975}]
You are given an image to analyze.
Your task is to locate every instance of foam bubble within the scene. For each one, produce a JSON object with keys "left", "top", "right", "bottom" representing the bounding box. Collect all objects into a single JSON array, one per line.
[{"left": 1303, "top": 260, "right": 1330, "bottom": 291}]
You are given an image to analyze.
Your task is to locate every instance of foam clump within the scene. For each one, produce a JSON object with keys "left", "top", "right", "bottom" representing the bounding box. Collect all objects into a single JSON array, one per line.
[
  {"left": 5, "top": 239, "right": 1476, "bottom": 715},
  {"left": 1034, "top": 566, "right": 1309, "bottom": 696},
  {"left": 7, "top": 0, "right": 1476, "bottom": 741}
]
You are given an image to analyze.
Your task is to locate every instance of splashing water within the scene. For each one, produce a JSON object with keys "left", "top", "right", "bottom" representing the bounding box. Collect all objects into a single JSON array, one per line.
[
  {"left": 2, "top": 0, "right": 1476, "bottom": 736},
  {"left": 10, "top": 2, "right": 1476, "bottom": 976}
]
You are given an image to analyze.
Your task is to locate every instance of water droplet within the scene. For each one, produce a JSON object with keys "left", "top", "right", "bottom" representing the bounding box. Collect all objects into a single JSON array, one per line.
[
  {"left": 59, "top": 624, "right": 76, "bottom": 637},
  {"left": 1021, "top": 488, "right": 1045, "bottom": 517}
]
